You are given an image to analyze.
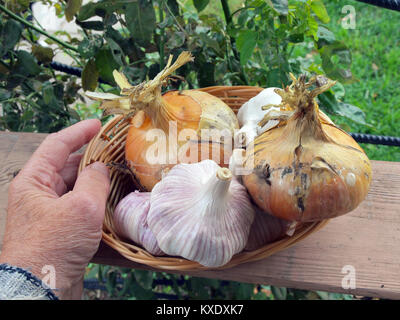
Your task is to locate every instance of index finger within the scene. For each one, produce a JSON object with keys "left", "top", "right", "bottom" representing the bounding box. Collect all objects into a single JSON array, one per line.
[{"left": 21, "top": 119, "right": 101, "bottom": 178}]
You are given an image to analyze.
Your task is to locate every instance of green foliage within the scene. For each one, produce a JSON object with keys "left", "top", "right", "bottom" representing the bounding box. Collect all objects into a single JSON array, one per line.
[
  {"left": 84, "top": 264, "right": 354, "bottom": 300},
  {"left": 0, "top": 0, "right": 366, "bottom": 133}
]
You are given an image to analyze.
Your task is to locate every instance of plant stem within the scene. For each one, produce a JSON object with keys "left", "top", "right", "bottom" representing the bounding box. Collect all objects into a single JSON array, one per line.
[
  {"left": 220, "top": 0, "right": 249, "bottom": 85},
  {"left": 230, "top": 6, "right": 255, "bottom": 18},
  {"left": 0, "top": 3, "right": 78, "bottom": 52},
  {"left": 164, "top": 0, "right": 187, "bottom": 36},
  {"left": 159, "top": 0, "right": 165, "bottom": 70},
  {"left": 221, "top": 0, "right": 232, "bottom": 25}
]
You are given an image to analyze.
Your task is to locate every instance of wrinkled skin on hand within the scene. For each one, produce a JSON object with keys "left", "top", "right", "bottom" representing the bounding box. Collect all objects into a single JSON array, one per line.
[{"left": 0, "top": 120, "right": 110, "bottom": 299}]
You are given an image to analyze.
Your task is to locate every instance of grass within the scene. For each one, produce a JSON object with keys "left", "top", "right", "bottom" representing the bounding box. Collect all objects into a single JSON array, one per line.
[{"left": 324, "top": 1, "right": 400, "bottom": 161}]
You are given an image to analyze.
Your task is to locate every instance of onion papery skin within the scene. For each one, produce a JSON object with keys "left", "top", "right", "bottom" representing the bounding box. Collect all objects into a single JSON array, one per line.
[{"left": 242, "top": 77, "right": 372, "bottom": 222}]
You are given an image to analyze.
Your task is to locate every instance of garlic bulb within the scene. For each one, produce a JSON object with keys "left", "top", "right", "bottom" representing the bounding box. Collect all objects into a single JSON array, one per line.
[
  {"left": 245, "top": 208, "right": 291, "bottom": 251},
  {"left": 236, "top": 87, "right": 282, "bottom": 145},
  {"left": 147, "top": 160, "right": 255, "bottom": 267},
  {"left": 243, "top": 74, "right": 372, "bottom": 222},
  {"left": 113, "top": 191, "right": 163, "bottom": 256}
]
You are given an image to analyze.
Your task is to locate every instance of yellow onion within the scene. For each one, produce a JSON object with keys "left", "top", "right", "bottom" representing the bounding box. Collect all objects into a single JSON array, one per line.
[
  {"left": 87, "top": 52, "right": 238, "bottom": 191},
  {"left": 242, "top": 74, "right": 372, "bottom": 222}
]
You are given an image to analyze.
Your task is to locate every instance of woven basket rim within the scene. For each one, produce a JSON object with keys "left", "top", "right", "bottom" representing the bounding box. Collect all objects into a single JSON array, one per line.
[{"left": 78, "top": 85, "right": 329, "bottom": 271}]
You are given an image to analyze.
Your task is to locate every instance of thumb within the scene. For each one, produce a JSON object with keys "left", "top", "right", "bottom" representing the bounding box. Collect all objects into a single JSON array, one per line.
[{"left": 67, "top": 162, "right": 110, "bottom": 225}]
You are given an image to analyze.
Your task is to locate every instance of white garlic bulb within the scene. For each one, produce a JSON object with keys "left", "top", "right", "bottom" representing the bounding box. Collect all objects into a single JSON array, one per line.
[
  {"left": 147, "top": 160, "right": 255, "bottom": 267},
  {"left": 245, "top": 207, "right": 291, "bottom": 251},
  {"left": 235, "top": 87, "right": 282, "bottom": 146},
  {"left": 113, "top": 191, "right": 164, "bottom": 256}
]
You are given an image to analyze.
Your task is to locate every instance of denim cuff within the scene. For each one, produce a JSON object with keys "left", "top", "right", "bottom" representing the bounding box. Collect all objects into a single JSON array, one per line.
[{"left": 0, "top": 263, "right": 58, "bottom": 300}]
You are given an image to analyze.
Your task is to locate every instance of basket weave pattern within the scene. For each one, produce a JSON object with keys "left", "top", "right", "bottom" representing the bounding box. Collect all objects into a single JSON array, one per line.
[{"left": 78, "top": 86, "right": 329, "bottom": 271}]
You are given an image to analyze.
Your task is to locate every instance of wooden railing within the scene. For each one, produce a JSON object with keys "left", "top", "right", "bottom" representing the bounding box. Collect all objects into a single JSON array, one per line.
[{"left": 1, "top": 131, "right": 400, "bottom": 299}]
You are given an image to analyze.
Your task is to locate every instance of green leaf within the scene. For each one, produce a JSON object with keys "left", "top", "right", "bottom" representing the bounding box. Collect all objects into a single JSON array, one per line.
[
  {"left": 166, "top": 31, "right": 185, "bottom": 49},
  {"left": 268, "top": 0, "right": 288, "bottom": 15},
  {"left": 193, "top": 0, "right": 209, "bottom": 12},
  {"left": 106, "top": 37, "right": 125, "bottom": 66},
  {"left": 16, "top": 50, "right": 40, "bottom": 76},
  {"left": 288, "top": 33, "right": 305, "bottom": 43},
  {"left": 95, "top": 47, "right": 119, "bottom": 85},
  {"left": 65, "top": 0, "right": 82, "bottom": 22},
  {"left": 42, "top": 82, "right": 62, "bottom": 109},
  {"left": 319, "top": 41, "right": 356, "bottom": 83},
  {"left": 266, "top": 68, "right": 288, "bottom": 87},
  {"left": 310, "top": 0, "right": 330, "bottom": 24},
  {"left": 306, "top": 15, "right": 319, "bottom": 41},
  {"left": 318, "top": 91, "right": 338, "bottom": 114},
  {"left": 167, "top": 0, "right": 180, "bottom": 16},
  {"left": 316, "top": 26, "right": 335, "bottom": 47},
  {"left": 77, "top": 2, "right": 98, "bottom": 21},
  {"left": 76, "top": 20, "right": 104, "bottom": 31},
  {"left": 236, "top": 30, "right": 257, "bottom": 65},
  {"left": 318, "top": 91, "right": 367, "bottom": 125},
  {"left": 336, "top": 102, "right": 367, "bottom": 125},
  {"left": 125, "top": 1, "right": 156, "bottom": 44},
  {"left": 0, "top": 88, "right": 11, "bottom": 101},
  {"left": 32, "top": 45, "right": 54, "bottom": 64},
  {"left": 82, "top": 59, "right": 99, "bottom": 91},
  {"left": 1, "top": 20, "right": 22, "bottom": 53},
  {"left": 21, "top": 108, "right": 34, "bottom": 123},
  {"left": 77, "top": 0, "right": 125, "bottom": 21},
  {"left": 332, "top": 82, "right": 345, "bottom": 100},
  {"left": 78, "top": 36, "right": 103, "bottom": 59}
]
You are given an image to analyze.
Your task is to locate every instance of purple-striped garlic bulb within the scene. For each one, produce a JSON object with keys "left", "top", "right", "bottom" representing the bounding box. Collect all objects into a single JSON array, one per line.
[
  {"left": 147, "top": 160, "right": 255, "bottom": 267},
  {"left": 245, "top": 207, "right": 291, "bottom": 251},
  {"left": 113, "top": 191, "right": 163, "bottom": 256}
]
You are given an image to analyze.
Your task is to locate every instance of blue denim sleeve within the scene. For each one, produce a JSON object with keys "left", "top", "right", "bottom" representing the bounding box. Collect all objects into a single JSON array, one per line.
[{"left": 0, "top": 264, "right": 58, "bottom": 300}]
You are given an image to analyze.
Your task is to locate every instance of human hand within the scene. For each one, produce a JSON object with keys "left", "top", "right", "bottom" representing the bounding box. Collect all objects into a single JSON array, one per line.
[{"left": 0, "top": 119, "right": 110, "bottom": 299}]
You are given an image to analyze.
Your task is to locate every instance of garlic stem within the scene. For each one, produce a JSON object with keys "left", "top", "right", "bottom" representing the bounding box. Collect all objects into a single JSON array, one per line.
[
  {"left": 205, "top": 168, "right": 232, "bottom": 201},
  {"left": 216, "top": 167, "right": 232, "bottom": 181}
]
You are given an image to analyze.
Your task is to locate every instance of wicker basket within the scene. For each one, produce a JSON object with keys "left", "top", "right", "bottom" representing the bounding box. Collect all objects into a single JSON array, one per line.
[{"left": 78, "top": 85, "right": 329, "bottom": 271}]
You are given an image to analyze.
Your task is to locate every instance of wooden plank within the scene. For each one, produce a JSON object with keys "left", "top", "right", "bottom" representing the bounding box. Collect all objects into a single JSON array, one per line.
[
  {"left": 1, "top": 131, "right": 400, "bottom": 299},
  {"left": 0, "top": 132, "right": 47, "bottom": 242}
]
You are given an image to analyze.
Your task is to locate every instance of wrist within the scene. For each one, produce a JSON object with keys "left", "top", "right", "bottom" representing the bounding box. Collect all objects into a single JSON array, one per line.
[
  {"left": 0, "top": 263, "right": 59, "bottom": 300},
  {"left": 0, "top": 249, "right": 80, "bottom": 299}
]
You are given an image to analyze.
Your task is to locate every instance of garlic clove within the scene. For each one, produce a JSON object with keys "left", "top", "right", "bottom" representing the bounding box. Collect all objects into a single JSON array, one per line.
[
  {"left": 234, "top": 122, "right": 258, "bottom": 147},
  {"left": 237, "top": 87, "right": 282, "bottom": 126},
  {"left": 245, "top": 207, "right": 291, "bottom": 251},
  {"left": 236, "top": 88, "right": 282, "bottom": 145},
  {"left": 113, "top": 191, "right": 164, "bottom": 256},
  {"left": 147, "top": 160, "right": 255, "bottom": 267}
]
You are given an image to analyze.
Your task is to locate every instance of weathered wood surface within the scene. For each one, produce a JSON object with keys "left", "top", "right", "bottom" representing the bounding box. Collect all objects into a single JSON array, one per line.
[{"left": 1, "top": 131, "right": 400, "bottom": 299}]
